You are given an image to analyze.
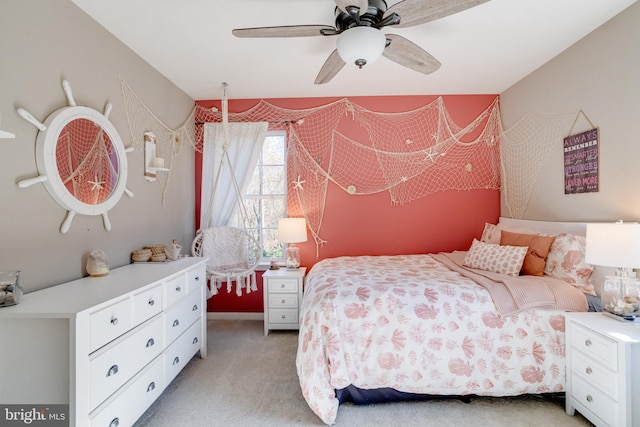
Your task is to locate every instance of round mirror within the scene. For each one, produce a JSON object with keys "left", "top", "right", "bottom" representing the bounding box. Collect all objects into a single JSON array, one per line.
[
  {"left": 17, "top": 80, "right": 132, "bottom": 233},
  {"left": 56, "top": 117, "right": 119, "bottom": 206},
  {"left": 36, "top": 106, "right": 128, "bottom": 219}
]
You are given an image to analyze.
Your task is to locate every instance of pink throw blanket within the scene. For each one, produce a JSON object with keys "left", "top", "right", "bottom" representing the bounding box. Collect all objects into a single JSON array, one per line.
[{"left": 432, "top": 251, "right": 588, "bottom": 315}]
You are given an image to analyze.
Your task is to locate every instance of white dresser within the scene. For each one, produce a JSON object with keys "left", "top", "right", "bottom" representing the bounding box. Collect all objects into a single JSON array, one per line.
[
  {"left": 565, "top": 312, "right": 640, "bottom": 427},
  {"left": 0, "top": 257, "right": 207, "bottom": 427},
  {"left": 262, "top": 268, "right": 305, "bottom": 336}
]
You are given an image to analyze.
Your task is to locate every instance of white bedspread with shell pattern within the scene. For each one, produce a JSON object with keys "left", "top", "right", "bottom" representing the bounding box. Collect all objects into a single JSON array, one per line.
[{"left": 296, "top": 254, "right": 577, "bottom": 425}]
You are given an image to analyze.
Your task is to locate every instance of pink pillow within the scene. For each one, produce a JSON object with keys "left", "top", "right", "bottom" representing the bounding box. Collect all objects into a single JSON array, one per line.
[
  {"left": 544, "top": 233, "right": 596, "bottom": 295},
  {"left": 463, "top": 239, "right": 528, "bottom": 277}
]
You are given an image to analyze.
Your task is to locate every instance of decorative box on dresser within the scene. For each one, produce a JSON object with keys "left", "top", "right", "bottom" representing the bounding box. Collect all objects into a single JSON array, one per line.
[
  {"left": 262, "top": 267, "right": 306, "bottom": 336},
  {"left": 0, "top": 257, "right": 207, "bottom": 427},
  {"left": 565, "top": 312, "right": 640, "bottom": 427}
]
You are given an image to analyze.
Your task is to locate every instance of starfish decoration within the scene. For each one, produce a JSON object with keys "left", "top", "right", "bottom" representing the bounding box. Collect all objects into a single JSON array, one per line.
[
  {"left": 292, "top": 175, "right": 305, "bottom": 191},
  {"left": 423, "top": 149, "right": 437, "bottom": 163},
  {"left": 88, "top": 176, "right": 104, "bottom": 191}
]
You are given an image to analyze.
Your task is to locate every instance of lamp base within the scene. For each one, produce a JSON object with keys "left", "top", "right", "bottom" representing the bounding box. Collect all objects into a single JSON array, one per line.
[{"left": 284, "top": 245, "right": 300, "bottom": 270}]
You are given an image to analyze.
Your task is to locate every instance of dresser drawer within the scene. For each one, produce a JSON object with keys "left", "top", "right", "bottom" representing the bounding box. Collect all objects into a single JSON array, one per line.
[
  {"left": 269, "top": 293, "right": 298, "bottom": 309},
  {"left": 164, "top": 320, "right": 202, "bottom": 384},
  {"left": 570, "top": 323, "right": 618, "bottom": 371},
  {"left": 571, "top": 374, "right": 619, "bottom": 427},
  {"left": 164, "top": 289, "right": 202, "bottom": 345},
  {"left": 187, "top": 266, "right": 205, "bottom": 292},
  {"left": 90, "top": 356, "right": 165, "bottom": 427},
  {"left": 571, "top": 350, "right": 618, "bottom": 400},
  {"left": 89, "top": 316, "right": 164, "bottom": 410},
  {"left": 267, "top": 279, "right": 298, "bottom": 293},
  {"left": 90, "top": 299, "right": 132, "bottom": 352},
  {"left": 132, "top": 284, "right": 163, "bottom": 325},
  {"left": 269, "top": 308, "right": 298, "bottom": 324},
  {"left": 164, "top": 274, "right": 187, "bottom": 308}
]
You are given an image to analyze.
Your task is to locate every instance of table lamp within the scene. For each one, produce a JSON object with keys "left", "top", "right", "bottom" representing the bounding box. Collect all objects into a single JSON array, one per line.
[
  {"left": 278, "top": 218, "right": 308, "bottom": 269},
  {"left": 585, "top": 221, "right": 640, "bottom": 318}
]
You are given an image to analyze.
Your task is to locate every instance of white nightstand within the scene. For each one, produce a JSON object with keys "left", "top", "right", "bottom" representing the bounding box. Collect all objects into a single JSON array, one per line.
[
  {"left": 262, "top": 267, "right": 306, "bottom": 336},
  {"left": 565, "top": 312, "right": 640, "bottom": 427}
]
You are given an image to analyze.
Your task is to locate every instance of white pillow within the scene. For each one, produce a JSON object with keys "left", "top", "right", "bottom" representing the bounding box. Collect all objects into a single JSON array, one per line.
[{"left": 463, "top": 239, "right": 528, "bottom": 277}]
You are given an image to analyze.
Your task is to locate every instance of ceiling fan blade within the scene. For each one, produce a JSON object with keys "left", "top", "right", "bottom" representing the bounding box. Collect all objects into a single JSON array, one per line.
[
  {"left": 384, "top": 0, "right": 490, "bottom": 28},
  {"left": 382, "top": 34, "right": 441, "bottom": 75},
  {"left": 334, "top": 0, "right": 369, "bottom": 16},
  {"left": 232, "top": 25, "right": 336, "bottom": 38},
  {"left": 314, "top": 50, "right": 346, "bottom": 85}
]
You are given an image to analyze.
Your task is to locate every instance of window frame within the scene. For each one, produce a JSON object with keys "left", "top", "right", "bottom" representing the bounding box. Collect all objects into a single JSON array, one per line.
[{"left": 234, "top": 129, "right": 288, "bottom": 263}]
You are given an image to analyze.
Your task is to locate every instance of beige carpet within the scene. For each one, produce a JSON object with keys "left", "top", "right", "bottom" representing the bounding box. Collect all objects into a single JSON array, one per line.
[{"left": 134, "top": 319, "right": 594, "bottom": 427}]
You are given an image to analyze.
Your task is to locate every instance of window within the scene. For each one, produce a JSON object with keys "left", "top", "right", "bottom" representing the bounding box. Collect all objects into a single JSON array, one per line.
[{"left": 230, "top": 130, "right": 287, "bottom": 261}]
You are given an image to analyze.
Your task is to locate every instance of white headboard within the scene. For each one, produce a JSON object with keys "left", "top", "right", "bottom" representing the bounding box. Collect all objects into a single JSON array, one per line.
[{"left": 498, "top": 217, "right": 611, "bottom": 296}]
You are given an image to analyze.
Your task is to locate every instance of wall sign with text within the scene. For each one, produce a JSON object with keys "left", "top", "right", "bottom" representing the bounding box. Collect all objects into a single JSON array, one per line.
[{"left": 564, "top": 127, "right": 599, "bottom": 194}]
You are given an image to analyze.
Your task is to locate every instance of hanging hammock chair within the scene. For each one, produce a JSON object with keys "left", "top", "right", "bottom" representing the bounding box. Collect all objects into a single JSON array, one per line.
[{"left": 191, "top": 84, "right": 262, "bottom": 298}]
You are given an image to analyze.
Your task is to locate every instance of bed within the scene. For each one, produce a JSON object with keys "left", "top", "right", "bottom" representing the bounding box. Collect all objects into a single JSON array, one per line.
[{"left": 295, "top": 218, "right": 607, "bottom": 425}]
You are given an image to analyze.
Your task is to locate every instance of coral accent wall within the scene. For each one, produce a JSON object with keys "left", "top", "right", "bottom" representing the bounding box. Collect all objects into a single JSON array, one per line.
[{"left": 195, "top": 95, "right": 500, "bottom": 313}]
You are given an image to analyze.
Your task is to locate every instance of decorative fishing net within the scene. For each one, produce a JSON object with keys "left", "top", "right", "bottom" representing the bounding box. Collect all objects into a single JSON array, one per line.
[{"left": 194, "top": 97, "right": 502, "bottom": 252}]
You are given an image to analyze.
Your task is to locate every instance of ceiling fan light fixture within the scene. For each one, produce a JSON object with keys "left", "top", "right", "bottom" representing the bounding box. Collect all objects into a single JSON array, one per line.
[{"left": 336, "top": 26, "right": 386, "bottom": 69}]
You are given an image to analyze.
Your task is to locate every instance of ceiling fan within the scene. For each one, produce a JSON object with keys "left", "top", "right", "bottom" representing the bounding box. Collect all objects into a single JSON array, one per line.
[{"left": 232, "top": 0, "right": 490, "bottom": 84}]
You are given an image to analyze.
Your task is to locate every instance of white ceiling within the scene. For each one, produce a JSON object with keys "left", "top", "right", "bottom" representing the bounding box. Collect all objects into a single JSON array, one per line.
[{"left": 71, "top": 0, "right": 636, "bottom": 101}]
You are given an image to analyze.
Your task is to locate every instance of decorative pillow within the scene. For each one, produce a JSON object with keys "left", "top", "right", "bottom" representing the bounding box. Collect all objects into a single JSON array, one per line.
[
  {"left": 544, "top": 233, "right": 596, "bottom": 295},
  {"left": 463, "top": 239, "right": 528, "bottom": 277},
  {"left": 500, "top": 230, "right": 557, "bottom": 276},
  {"left": 480, "top": 223, "right": 502, "bottom": 244},
  {"left": 480, "top": 222, "right": 535, "bottom": 245}
]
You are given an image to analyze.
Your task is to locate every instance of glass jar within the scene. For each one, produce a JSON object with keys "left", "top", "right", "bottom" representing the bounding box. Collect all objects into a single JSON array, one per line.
[
  {"left": 0, "top": 270, "right": 23, "bottom": 307},
  {"left": 602, "top": 277, "right": 640, "bottom": 315}
]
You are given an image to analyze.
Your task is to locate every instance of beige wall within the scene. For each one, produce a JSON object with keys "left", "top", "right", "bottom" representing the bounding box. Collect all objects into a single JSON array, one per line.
[
  {"left": 0, "top": 0, "right": 196, "bottom": 292},
  {"left": 500, "top": 2, "right": 640, "bottom": 223}
]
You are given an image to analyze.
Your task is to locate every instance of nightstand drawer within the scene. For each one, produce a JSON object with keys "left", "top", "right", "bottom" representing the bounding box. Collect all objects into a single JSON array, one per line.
[
  {"left": 571, "top": 351, "right": 618, "bottom": 399},
  {"left": 268, "top": 279, "right": 298, "bottom": 293},
  {"left": 571, "top": 323, "right": 618, "bottom": 371},
  {"left": 269, "top": 308, "right": 298, "bottom": 324},
  {"left": 571, "top": 374, "right": 618, "bottom": 427},
  {"left": 269, "top": 294, "right": 298, "bottom": 308}
]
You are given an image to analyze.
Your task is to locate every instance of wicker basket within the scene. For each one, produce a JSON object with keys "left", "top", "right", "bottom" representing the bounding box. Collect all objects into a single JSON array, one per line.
[
  {"left": 147, "top": 244, "right": 167, "bottom": 255},
  {"left": 131, "top": 248, "right": 152, "bottom": 262},
  {"left": 151, "top": 253, "right": 167, "bottom": 262}
]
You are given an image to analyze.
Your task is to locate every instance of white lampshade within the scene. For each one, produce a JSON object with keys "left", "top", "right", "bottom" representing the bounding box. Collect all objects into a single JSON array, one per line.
[
  {"left": 585, "top": 222, "right": 640, "bottom": 270},
  {"left": 336, "top": 26, "right": 386, "bottom": 69},
  {"left": 277, "top": 218, "right": 308, "bottom": 244}
]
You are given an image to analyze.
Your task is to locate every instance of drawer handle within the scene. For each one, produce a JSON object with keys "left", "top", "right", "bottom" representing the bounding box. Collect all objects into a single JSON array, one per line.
[
  {"left": 586, "top": 394, "right": 593, "bottom": 403},
  {"left": 147, "top": 381, "right": 155, "bottom": 393},
  {"left": 109, "top": 417, "right": 120, "bottom": 427},
  {"left": 192, "top": 304, "right": 198, "bottom": 311},
  {"left": 281, "top": 314, "right": 286, "bottom": 319},
  {"left": 281, "top": 299, "right": 286, "bottom": 304},
  {"left": 280, "top": 284, "right": 285, "bottom": 288},
  {"left": 173, "top": 319, "right": 180, "bottom": 327},
  {"left": 110, "top": 316, "right": 118, "bottom": 326},
  {"left": 148, "top": 298, "right": 155, "bottom": 306},
  {"left": 107, "top": 364, "right": 119, "bottom": 377},
  {"left": 585, "top": 366, "right": 592, "bottom": 375},
  {"left": 193, "top": 337, "right": 199, "bottom": 344},
  {"left": 584, "top": 338, "right": 592, "bottom": 347},
  {"left": 176, "top": 284, "right": 182, "bottom": 292},
  {"left": 195, "top": 275, "right": 200, "bottom": 282},
  {"left": 146, "top": 338, "right": 155, "bottom": 348},
  {"left": 173, "top": 356, "right": 180, "bottom": 365}
]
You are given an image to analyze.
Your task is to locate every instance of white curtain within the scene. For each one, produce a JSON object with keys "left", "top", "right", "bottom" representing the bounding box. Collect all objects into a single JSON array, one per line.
[{"left": 200, "top": 122, "right": 268, "bottom": 228}]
